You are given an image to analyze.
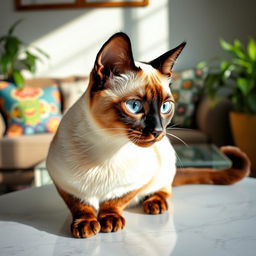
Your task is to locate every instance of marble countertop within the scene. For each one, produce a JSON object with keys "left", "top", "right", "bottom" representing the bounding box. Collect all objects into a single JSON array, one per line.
[{"left": 0, "top": 178, "right": 255, "bottom": 256}]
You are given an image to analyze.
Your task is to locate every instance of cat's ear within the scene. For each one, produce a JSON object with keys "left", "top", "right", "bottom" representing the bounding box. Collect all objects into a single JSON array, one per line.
[
  {"left": 149, "top": 42, "right": 186, "bottom": 76},
  {"left": 93, "top": 32, "right": 139, "bottom": 81}
]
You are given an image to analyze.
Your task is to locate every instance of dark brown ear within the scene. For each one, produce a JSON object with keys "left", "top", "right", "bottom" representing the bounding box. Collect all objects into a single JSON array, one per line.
[
  {"left": 93, "top": 32, "right": 139, "bottom": 81},
  {"left": 149, "top": 42, "right": 186, "bottom": 76}
]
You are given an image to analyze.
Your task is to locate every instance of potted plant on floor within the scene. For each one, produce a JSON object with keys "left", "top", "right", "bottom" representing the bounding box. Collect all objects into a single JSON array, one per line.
[
  {"left": 198, "top": 38, "right": 256, "bottom": 174},
  {"left": 0, "top": 20, "right": 49, "bottom": 89}
]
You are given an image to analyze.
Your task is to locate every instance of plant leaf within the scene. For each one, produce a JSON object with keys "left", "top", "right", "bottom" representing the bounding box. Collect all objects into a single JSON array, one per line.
[
  {"left": 237, "top": 78, "right": 254, "bottom": 96},
  {"left": 220, "top": 61, "right": 233, "bottom": 80},
  {"left": 234, "top": 39, "right": 242, "bottom": 49},
  {"left": 232, "top": 41, "right": 246, "bottom": 59},
  {"left": 25, "top": 51, "right": 37, "bottom": 73},
  {"left": 8, "top": 19, "right": 24, "bottom": 35},
  {"left": 247, "top": 37, "right": 256, "bottom": 61},
  {"left": 5, "top": 36, "right": 21, "bottom": 56},
  {"left": 220, "top": 39, "right": 246, "bottom": 59},
  {"left": 220, "top": 61, "right": 230, "bottom": 71},
  {"left": 0, "top": 54, "right": 12, "bottom": 75},
  {"left": 233, "top": 58, "right": 251, "bottom": 69},
  {"left": 196, "top": 61, "right": 208, "bottom": 69},
  {"left": 12, "top": 70, "right": 25, "bottom": 89},
  {"left": 220, "top": 39, "right": 233, "bottom": 52},
  {"left": 33, "top": 46, "right": 50, "bottom": 59}
]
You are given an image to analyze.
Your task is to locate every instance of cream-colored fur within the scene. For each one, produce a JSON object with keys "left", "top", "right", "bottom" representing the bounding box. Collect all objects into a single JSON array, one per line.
[{"left": 46, "top": 64, "right": 177, "bottom": 211}]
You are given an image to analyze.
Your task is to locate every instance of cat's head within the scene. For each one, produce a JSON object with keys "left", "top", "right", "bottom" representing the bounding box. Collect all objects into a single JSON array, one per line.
[{"left": 88, "top": 32, "right": 185, "bottom": 147}]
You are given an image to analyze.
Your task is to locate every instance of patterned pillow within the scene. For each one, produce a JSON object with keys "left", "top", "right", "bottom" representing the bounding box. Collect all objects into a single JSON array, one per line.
[
  {"left": 0, "top": 81, "right": 62, "bottom": 137},
  {"left": 171, "top": 69, "right": 204, "bottom": 128}
]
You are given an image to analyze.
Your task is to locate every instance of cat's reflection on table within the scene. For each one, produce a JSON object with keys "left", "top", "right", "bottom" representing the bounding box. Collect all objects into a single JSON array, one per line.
[{"left": 54, "top": 201, "right": 177, "bottom": 256}]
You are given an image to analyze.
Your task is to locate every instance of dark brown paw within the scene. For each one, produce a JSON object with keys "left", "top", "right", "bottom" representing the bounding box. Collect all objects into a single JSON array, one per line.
[
  {"left": 98, "top": 212, "right": 125, "bottom": 233},
  {"left": 143, "top": 195, "right": 168, "bottom": 214},
  {"left": 71, "top": 218, "right": 101, "bottom": 238}
]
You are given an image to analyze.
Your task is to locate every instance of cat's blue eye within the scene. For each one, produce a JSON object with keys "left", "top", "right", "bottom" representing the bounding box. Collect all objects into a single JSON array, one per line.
[
  {"left": 125, "top": 99, "right": 143, "bottom": 114},
  {"left": 161, "top": 101, "right": 172, "bottom": 114}
]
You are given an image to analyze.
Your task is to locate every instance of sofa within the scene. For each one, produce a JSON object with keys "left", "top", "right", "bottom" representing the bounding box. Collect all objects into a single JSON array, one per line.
[
  {"left": 0, "top": 76, "right": 88, "bottom": 191},
  {"left": 0, "top": 70, "right": 233, "bottom": 191}
]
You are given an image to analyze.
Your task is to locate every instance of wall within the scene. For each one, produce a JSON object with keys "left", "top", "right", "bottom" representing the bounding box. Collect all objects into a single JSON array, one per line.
[
  {"left": 0, "top": 0, "right": 170, "bottom": 77},
  {"left": 0, "top": 0, "right": 256, "bottom": 77},
  {"left": 170, "top": 0, "right": 256, "bottom": 70}
]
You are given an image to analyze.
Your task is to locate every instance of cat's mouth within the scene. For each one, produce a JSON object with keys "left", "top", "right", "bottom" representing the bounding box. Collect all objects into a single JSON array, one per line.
[{"left": 128, "top": 132, "right": 165, "bottom": 147}]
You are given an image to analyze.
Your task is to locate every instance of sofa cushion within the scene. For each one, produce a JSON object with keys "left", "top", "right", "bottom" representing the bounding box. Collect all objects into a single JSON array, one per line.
[
  {"left": 0, "top": 81, "right": 62, "bottom": 137},
  {"left": 60, "top": 78, "right": 88, "bottom": 112},
  {"left": 24, "top": 76, "right": 88, "bottom": 113},
  {"left": 0, "top": 133, "right": 54, "bottom": 169},
  {"left": 171, "top": 69, "right": 204, "bottom": 128}
]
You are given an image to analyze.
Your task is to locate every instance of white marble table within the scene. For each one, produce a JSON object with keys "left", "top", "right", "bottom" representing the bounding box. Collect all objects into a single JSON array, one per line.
[{"left": 0, "top": 178, "right": 255, "bottom": 256}]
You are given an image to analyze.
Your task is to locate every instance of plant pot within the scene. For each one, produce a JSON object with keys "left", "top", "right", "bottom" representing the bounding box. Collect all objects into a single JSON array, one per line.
[{"left": 229, "top": 112, "right": 256, "bottom": 175}]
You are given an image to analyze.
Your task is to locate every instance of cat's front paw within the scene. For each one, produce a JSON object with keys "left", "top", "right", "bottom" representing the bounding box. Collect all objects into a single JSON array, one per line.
[
  {"left": 143, "top": 194, "right": 168, "bottom": 214},
  {"left": 71, "top": 218, "right": 101, "bottom": 238},
  {"left": 98, "top": 212, "right": 125, "bottom": 233}
]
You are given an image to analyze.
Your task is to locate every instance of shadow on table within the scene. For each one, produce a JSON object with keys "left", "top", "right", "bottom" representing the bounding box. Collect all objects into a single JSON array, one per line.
[
  {"left": 0, "top": 184, "right": 71, "bottom": 237},
  {"left": 0, "top": 184, "right": 163, "bottom": 238},
  {"left": 0, "top": 184, "right": 178, "bottom": 255},
  {"left": 51, "top": 202, "right": 177, "bottom": 256},
  {"left": 0, "top": 183, "right": 178, "bottom": 255}
]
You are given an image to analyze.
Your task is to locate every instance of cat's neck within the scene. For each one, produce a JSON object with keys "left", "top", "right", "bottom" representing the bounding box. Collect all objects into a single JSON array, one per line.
[{"left": 68, "top": 94, "right": 129, "bottom": 165}]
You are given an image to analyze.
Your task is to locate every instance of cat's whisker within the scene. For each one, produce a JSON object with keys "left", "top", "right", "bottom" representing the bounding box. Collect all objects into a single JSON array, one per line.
[
  {"left": 174, "top": 151, "right": 184, "bottom": 170},
  {"left": 166, "top": 121, "right": 185, "bottom": 129},
  {"left": 167, "top": 127, "right": 193, "bottom": 131},
  {"left": 130, "top": 131, "right": 143, "bottom": 136},
  {"left": 166, "top": 132, "right": 188, "bottom": 147},
  {"left": 167, "top": 123, "right": 179, "bottom": 129},
  {"left": 130, "top": 134, "right": 141, "bottom": 145},
  {"left": 129, "top": 136, "right": 138, "bottom": 143},
  {"left": 131, "top": 138, "right": 137, "bottom": 144},
  {"left": 167, "top": 124, "right": 194, "bottom": 132}
]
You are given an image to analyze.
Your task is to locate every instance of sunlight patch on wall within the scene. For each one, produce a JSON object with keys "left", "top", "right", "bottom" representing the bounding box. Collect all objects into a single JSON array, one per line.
[
  {"left": 30, "top": 9, "right": 124, "bottom": 77},
  {"left": 134, "top": 1, "right": 169, "bottom": 61},
  {"left": 27, "top": 0, "right": 169, "bottom": 78}
]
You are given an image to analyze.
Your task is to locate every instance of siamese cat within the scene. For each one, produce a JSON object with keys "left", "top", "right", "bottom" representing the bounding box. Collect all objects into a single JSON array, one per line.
[{"left": 46, "top": 33, "right": 250, "bottom": 238}]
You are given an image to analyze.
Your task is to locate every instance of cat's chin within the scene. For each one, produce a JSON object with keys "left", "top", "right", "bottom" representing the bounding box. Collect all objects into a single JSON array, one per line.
[
  {"left": 131, "top": 134, "right": 165, "bottom": 148},
  {"left": 133, "top": 140, "right": 156, "bottom": 148}
]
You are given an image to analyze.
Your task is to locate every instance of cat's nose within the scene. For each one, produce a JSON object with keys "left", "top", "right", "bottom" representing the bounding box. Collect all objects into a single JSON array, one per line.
[{"left": 152, "top": 129, "right": 163, "bottom": 138}]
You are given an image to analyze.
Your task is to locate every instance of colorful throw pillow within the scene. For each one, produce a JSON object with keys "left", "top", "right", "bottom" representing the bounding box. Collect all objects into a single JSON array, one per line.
[
  {"left": 171, "top": 69, "right": 204, "bottom": 128},
  {"left": 0, "top": 81, "right": 62, "bottom": 137}
]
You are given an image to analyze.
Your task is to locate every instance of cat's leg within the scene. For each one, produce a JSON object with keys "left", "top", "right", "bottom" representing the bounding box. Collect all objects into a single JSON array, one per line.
[
  {"left": 98, "top": 189, "right": 140, "bottom": 233},
  {"left": 142, "top": 188, "right": 171, "bottom": 215},
  {"left": 55, "top": 185, "right": 100, "bottom": 238}
]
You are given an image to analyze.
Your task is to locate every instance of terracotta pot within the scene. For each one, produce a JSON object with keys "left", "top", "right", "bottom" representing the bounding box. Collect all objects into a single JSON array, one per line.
[{"left": 229, "top": 112, "right": 256, "bottom": 174}]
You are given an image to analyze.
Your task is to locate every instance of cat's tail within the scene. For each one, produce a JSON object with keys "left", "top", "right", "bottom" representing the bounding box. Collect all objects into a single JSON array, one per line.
[{"left": 172, "top": 146, "right": 251, "bottom": 186}]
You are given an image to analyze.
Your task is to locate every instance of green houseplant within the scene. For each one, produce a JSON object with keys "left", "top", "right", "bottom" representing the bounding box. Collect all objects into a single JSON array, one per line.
[
  {"left": 198, "top": 38, "right": 256, "bottom": 174},
  {"left": 199, "top": 38, "right": 256, "bottom": 113},
  {"left": 0, "top": 20, "right": 49, "bottom": 89}
]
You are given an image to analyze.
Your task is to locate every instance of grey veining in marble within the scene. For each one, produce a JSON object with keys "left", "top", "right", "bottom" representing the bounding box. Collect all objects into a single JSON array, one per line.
[{"left": 0, "top": 178, "right": 256, "bottom": 256}]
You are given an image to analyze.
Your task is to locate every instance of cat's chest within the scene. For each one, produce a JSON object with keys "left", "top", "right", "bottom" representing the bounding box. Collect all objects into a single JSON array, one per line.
[
  {"left": 49, "top": 136, "right": 175, "bottom": 207},
  {"left": 106, "top": 143, "right": 160, "bottom": 181},
  {"left": 75, "top": 139, "right": 169, "bottom": 193},
  {"left": 83, "top": 142, "right": 160, "bottom": 187}
]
